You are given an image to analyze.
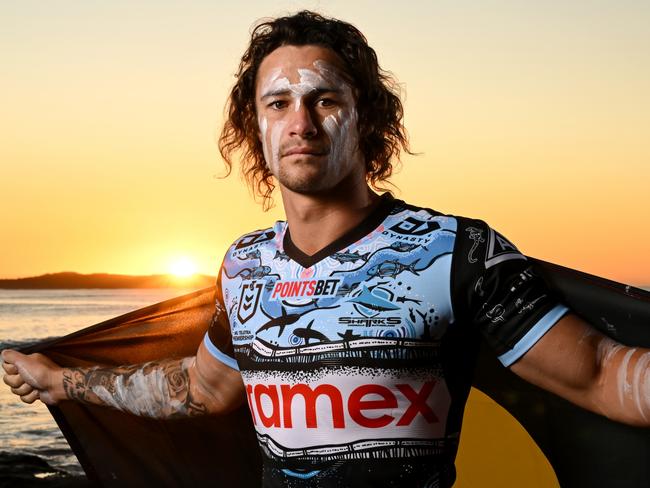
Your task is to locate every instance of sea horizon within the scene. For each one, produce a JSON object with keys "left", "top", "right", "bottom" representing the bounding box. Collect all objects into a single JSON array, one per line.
[
  {"left": 1, "top": 270, "right": 647, "bottom": 290},
  {"left": 0, "top": 271, "right": 216, "bottom": 290}
]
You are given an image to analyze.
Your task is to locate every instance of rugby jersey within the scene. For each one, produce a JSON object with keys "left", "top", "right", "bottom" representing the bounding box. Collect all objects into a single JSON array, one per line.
[{"left": 204, "top": 194, "right": 568, "bottom": 487}]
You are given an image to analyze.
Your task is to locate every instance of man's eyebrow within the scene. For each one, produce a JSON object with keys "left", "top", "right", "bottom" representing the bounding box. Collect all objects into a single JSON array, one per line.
[{"left": 260, "top": 86, "right": 343, "bottom": 100}]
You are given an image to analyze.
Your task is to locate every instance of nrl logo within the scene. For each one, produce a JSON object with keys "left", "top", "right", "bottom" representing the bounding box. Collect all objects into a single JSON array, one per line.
[{"left": 237, "top": 281, "right": 263, "bottom": 324}]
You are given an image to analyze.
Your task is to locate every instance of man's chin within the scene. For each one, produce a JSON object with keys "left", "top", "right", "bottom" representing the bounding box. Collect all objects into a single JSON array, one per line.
[
  {"left": 275, "top": 164, "right": 327, "bottom": 192},
  {"left": 280, "top": 178, "right": 331, "bottom": 195}
]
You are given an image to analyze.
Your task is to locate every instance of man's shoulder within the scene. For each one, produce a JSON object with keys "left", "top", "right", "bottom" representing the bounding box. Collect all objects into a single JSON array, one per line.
[
  {"left": 391, "top": 198, "right": 484, "bottom": 232},
  {"left": 391, "top": 198, "right": 503, "bottom": 259},
  {"left": 224, "top": 221, "right": 285, "bottom": 258},
  {"left": 398, "top": 200, "right": 520, "bottom": 258}
]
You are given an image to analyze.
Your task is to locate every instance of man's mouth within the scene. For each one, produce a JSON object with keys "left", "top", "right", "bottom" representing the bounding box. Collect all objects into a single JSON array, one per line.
[{"left": 282, "top": 146, "right": 327, "bottom": 157}]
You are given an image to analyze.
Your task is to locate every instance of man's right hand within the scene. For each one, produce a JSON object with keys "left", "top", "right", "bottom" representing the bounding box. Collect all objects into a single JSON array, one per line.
[
  {"left": 2, "top": 343, "right": 246, "bottom": 418},
  {"left": 1, "top": 349, "right": 63, "bottom": 405}
]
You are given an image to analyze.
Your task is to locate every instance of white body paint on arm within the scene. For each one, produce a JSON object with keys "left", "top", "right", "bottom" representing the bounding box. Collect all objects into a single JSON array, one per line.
[
  {"left": 596, "top": 335, "right": 650, "bottom": 424},
  {"left": 91, "top": 357, "right": 195, "bottom": 418}
]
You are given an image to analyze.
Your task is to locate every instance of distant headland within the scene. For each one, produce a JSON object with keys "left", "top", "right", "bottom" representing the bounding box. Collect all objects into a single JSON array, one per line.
[{"left": 0, "top": 272, "right": 216, "bottom": 289}]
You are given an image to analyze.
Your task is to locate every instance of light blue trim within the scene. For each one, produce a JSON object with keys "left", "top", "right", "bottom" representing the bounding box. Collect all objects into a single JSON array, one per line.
[
  {"left": 498, "top": 304, "right": 570, "bottom": 367},
  {"left": 281, "top": 469, "right": 321, "bottom": 480},
  {"left": 202, "top": 333, "right": 239, "bottom": 371}
]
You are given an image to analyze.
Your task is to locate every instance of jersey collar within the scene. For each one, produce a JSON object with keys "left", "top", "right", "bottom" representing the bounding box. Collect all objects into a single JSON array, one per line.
[{"left": 283, "top": 193, "right": 397, "bottom": 268}]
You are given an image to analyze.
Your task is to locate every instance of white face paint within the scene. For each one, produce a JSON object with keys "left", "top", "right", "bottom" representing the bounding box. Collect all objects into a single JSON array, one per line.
[{"left": 257, "top": 58, "right": 360, "bottom": 192}]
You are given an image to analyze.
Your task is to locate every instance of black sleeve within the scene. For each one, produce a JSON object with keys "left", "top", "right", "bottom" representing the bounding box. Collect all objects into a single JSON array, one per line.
[
  {"left": 451, "top": 217, "right": 569, "bottom": 366},
  {"left": 204, "top": 263, "right": 237, "bottom": 370}
]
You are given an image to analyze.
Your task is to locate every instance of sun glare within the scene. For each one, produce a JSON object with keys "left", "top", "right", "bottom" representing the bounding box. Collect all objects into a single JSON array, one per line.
[{"left": 169, "top": 257, "right": 197, "bottom": 278}]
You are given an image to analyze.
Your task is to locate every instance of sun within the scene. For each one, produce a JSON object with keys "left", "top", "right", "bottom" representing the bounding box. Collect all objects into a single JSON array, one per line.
[{"left": 169, "top": 257, "right": 198, "bottom": 278}]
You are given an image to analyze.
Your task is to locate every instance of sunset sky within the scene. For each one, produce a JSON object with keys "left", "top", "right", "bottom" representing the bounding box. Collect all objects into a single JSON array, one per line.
[{"left": 2, "top": 1, "right": 649, "bottom": 284}]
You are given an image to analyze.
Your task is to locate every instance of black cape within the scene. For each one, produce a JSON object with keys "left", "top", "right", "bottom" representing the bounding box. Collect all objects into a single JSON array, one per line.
[{"left": 23, "top": 259, "right": 650, "bottom": 487}]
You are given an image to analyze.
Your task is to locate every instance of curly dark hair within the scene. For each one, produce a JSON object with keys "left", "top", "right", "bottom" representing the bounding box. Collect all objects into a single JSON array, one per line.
[{"left": 219, "top": 10, "right": 411, "bottom": 209}]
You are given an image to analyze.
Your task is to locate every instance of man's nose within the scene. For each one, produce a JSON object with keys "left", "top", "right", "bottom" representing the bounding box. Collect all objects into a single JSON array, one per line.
[{"left": 288, "top": 103, "right": 318, "bottom": 138}]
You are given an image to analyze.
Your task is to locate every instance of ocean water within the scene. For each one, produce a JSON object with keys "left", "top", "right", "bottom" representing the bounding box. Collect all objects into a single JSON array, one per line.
[{"left": 0, "top": 289, "right": 195, "bottom": 483}]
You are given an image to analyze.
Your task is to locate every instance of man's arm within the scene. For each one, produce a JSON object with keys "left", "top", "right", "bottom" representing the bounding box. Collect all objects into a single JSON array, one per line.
[
  {"left": 1, "top": 341, "right": 245, "bottom": 419},
  {"left": 510, "top": 313, "right": 650, "bottom": 427}
]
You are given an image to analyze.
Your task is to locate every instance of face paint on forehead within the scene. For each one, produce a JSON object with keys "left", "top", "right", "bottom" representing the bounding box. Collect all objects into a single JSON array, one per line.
[
  {"left": 259, "top": 60, "right": 354, "bottom": 111},
  {"left": 257, "top": 59, "right": 361, "bottom": 184},
  {"left": 312, "top": 60, "right": 354, "bottom": 93}
]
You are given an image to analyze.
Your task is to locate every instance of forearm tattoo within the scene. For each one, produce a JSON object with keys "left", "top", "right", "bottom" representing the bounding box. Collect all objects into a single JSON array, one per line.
[{"left": 61, "top": 357, "right": 208, "bottom": 418}]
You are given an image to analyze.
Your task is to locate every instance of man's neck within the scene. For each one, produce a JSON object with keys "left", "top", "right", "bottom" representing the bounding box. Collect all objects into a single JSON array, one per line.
[{"left": 280, "top": 179, "right": 381, "bottom": 257}]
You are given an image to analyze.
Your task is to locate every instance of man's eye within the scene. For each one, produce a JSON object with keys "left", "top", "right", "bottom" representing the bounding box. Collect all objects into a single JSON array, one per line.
[
  {"left": 317, "top": 98, "right": 336, "bottom": 108},
  {"left": 268, "top": 100, "right": 287, "bottom": 109}
]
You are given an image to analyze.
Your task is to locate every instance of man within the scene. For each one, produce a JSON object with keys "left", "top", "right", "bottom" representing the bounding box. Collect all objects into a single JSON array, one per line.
[{"left": 3, "top": 10, "right": 650, "bottom": 488}]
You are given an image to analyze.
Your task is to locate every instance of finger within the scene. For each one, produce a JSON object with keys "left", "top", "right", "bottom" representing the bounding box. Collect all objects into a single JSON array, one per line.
[
  {"left": 11, "top": 383, "right": 34, "bottom": 396},
  {"left": 3, "top": 373, "right": 25, "bottom": 389},
  {"left": 39, "top": 390, "right": 55, "bottom": 405},
  {"left": 1, "top": 349, "right": 21, "bottom": 364},
  {"left": 2, "top": 362, "right": 18, "bottom": 375},
  {"left": 14, "top": 362, "right": 43, "bottom": 390},
  {"left": 21, "top": 390, "right": 40, "bottom": 404}
]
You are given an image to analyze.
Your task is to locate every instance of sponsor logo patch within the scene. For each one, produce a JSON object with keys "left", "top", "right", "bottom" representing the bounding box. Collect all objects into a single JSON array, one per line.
[
  {"left": 245, "top": 380, "right": 439, "bottom": 429},
  {"left": 389, "top": 217, "right": 440, "bottom": 236},
  {"left": 271, "top": 279, "right": 340, "bottom": 299},
  {"left": 235, "top": 230, "right": 276, "bottom": 250}
]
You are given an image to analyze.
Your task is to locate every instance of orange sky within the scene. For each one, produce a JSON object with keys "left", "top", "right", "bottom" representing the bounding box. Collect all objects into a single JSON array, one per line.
[{"left": 1, "top": 2, "right": 649, "bottom": 285}]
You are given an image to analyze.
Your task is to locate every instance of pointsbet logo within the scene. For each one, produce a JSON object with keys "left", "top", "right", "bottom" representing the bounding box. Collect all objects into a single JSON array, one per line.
[{"left": 270, "top": 279, "right": 340, "bottom": 299}]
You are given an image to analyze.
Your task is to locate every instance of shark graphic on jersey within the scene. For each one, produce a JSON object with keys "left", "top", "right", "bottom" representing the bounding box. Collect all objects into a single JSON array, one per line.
[{"left": 204, "top": 194, "right": 569, "bottom": 488}]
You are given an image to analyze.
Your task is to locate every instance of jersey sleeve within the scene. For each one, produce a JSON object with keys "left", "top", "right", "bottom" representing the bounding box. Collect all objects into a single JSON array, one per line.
[
  {"left": 203, "top": 263, "right": 238, "bottom": 371},
  {"left": 451, "top": 217, "right": 569, "bottom": 367}
]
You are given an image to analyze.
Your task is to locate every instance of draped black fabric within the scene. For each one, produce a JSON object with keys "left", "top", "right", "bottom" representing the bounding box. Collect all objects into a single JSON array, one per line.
[
  {"left": 22, "top": 288, "right": 261, "bottom": 487},
  {"left": 22, "top": 260, "right": 650, "bottom": 487},
  {"left": 474, "top": 259, "right": 650, "bottom": 488}
]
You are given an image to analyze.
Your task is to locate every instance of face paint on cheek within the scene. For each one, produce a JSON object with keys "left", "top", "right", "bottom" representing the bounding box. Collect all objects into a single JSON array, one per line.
[
  {"left": 314, "top": 60, "right": 360, "bottom": 180},
  {"left": 322, "top": 107, "right": 359, "bottom": 181},
  {"left": 259, "top": 116, "right": 269, "bottom": 165},
  {"left": 267, "top": 120, "right": 286, "bottom": 174},
  {"left": 259, "top": 113, "right": 283, "bottom": 174},
  {"left": 258, "top": 60, "right": 360, "bottom": 185}
]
